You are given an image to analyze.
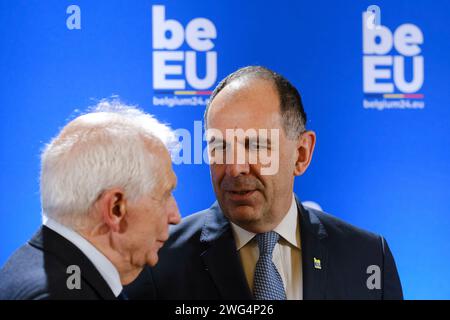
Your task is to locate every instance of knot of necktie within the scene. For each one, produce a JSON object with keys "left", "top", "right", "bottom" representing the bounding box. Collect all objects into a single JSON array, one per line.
[{"left": 256, "top": 231, "right": 280, "bottom": 256}]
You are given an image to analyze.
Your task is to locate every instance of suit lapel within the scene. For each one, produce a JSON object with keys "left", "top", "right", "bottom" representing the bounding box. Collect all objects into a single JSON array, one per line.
[
  {"left": 199, "top": 203, "right": 253, "bottom": 299},
  {"left": 297, "top": 197, "right": 329, "bottom": 299},
  {"left": 29, "top": 226, "right": 117, "bottom": 300}
]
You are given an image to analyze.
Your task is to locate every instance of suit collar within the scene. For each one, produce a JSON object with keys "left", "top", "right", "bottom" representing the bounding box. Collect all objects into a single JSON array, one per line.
[
  {"left": 29, "top": 226, "right": 117, "bottom": 300},
  {"left": 295, "top": 196, "right": 328, "bottom": 240},
  {"left": 200, "top": 201, "right": 230, "bottom": 243}
]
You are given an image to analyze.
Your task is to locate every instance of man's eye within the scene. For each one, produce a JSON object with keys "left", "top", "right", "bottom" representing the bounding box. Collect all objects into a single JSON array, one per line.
[
  {"left": 249, "top": 143, "right": 267, "bottom": 150},
  {"left": 162, "top": 193, "right": 172, "bottom": 203}
]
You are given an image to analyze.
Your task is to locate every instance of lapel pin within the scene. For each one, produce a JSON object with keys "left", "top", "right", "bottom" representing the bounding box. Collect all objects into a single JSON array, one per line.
[{"left": 314, "top": 257, "right": 322, "bottom": 269}]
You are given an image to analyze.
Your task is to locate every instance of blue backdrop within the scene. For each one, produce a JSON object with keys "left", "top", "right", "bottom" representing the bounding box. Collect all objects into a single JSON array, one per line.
[{"left": 1, "top": 0, "right": 449, "bottom": 299}]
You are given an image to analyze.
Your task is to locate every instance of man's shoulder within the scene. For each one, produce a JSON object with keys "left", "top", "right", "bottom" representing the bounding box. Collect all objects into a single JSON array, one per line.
[
  {"left": 0, "top": 228, "right": 109, "bottom": 300},
  {"left": 303, "top": 205, "right": 382, "bottom": 243},
  {"left": 0, "top": 242, "right": 57, "bottom": 299},
  {"left": 166, "top": 206, "right": 212, "bottom": 248},
  {"left": 173, "top": 207, "right": 211, "bottom": 232},
  {"left": 302, "top": 205, "right": 386, "bottom": 270}
]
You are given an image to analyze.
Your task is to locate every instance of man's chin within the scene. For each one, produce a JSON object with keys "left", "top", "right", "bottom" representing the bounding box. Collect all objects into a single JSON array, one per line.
[
  {"left": 146, "top": 253, "right": 159, "bottom": 267},
  {"left": 224, "top": 205, "right": 262, "bottom": 225}
]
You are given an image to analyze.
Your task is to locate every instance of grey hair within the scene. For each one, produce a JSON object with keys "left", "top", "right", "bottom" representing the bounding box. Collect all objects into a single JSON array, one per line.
[
  {"left": 40, "top": 98, "right": 176, "bottom": 229},
  {"left": 204, "top": 66, "right": 307, "bottom": 139}
]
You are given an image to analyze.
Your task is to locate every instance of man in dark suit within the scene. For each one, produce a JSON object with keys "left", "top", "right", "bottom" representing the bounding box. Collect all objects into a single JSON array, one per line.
[
  {"left": 0, "top": 101, "right": 181, "bottom": 299},
  {"left": 0, "top": 226, "right": 119, "bottom": 300},
  {"left": 125, "top": 66, "right": 403, "bottom": 300}
]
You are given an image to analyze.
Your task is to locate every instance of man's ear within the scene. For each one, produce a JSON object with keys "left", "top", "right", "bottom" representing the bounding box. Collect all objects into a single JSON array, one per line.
[
  {"left": 97, "top": 188, "right": 127, "bottom": 233},
  {"left": 294, "top": 130, "right": 316, "bottom": 176}
]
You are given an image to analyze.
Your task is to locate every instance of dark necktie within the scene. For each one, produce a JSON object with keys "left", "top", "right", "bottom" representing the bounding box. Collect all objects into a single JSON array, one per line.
[{"left": 117, "top": 290, "right": 128, "bottom": 300}]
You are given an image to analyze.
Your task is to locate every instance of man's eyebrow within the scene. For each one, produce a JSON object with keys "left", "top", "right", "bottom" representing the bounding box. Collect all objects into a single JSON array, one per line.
[
  {"left": 208, "top": 136, "right": 225, "bottom": 144},
  {"left": 164, "top": 176, "right": 177, "bottom": 193}
]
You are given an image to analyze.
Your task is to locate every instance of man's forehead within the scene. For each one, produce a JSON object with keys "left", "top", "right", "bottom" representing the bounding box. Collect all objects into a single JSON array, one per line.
[
  {"left": 208, "top": 109, "right": 282, "bottom": 132},
  {"left": 153, "top": 157, "right": 176, "bottom": 192},
  {"left": 208, "top": 79, "right": 281, "bottom": 130},
  {"left": 213, "top": 77, "right": 278, "bottom": 105},
  {"left": 146, "top": 142, "right": 172, "bottom": 170}
]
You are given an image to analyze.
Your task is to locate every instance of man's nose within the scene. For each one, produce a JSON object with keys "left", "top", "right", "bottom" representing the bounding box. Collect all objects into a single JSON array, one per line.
[
  {"left": 224, "top": 142, "right": 250, "bottom": 177},
  {"left": 225, "top": 162, "right": 250, "bottom": 177},
  {"left": 168, "top": 198, "right": 181, "bottom": 225}
]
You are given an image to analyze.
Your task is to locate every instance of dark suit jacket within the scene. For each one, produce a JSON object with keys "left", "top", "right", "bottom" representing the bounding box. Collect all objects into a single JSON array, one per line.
[
  {"left": 0, "top": 226, "right": 117, "bottom": 300},
  {"left": 125, "top": 197, "right": 403, "bottom": 300}
]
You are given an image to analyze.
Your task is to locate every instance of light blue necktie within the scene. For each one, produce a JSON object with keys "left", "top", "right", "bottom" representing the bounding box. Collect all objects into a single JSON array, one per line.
[{"left": 253, "top": 231, "right": 287, "bottom": 300}]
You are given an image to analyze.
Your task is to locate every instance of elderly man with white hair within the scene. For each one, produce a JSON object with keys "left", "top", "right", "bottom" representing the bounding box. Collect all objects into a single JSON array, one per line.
[{"left": 0, "top": 100, "right": 181, "bottom": 299}]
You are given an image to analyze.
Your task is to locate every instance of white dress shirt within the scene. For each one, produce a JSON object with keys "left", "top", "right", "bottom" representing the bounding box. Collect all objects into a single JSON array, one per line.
[
  {"left": 42, "top": 216, "right": 123, "bottom": 297},
  {"left": 230, "top": 194, "right": 303, "bottom": 300}
]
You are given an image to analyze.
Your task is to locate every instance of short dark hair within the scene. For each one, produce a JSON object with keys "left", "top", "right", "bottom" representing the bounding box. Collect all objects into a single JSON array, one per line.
[{"left": 204, "top": 66, "right": 307, "bottom": 139}]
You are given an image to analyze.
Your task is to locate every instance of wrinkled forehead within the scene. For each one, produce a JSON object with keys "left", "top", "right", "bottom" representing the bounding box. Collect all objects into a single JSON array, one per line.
[{"left": 207, "top": 78, "right": 282, "bottom": 132}]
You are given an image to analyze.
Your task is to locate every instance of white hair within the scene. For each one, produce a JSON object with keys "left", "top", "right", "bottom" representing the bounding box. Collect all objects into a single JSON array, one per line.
[{"left": 40, "top": 99, "right": 176, "bottom": 229}]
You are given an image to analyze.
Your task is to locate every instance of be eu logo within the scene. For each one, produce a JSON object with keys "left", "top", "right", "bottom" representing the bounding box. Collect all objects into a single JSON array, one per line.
[
  {"left": 152, "top": 5, "right": 217, "bottom": 107},
  {"left": 362, "top": 9, "right": 425, "bottom": 110}
]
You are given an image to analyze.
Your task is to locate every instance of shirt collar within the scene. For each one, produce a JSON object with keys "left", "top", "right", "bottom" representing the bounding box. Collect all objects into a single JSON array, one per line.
[
  {"left": 230, "top": 194, "right": 300, "bottom": 250},
  {"left": 43, "top": 216, "right": 123, "bottom": 297}
]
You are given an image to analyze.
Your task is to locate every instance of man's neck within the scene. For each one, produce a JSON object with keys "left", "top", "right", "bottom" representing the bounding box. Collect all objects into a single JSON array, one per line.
[{"left": 79, "top": 229, "right": 142, "bottom": 285}]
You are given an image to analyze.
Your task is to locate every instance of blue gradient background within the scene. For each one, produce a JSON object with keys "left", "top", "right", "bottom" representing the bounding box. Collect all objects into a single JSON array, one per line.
[{"left": 1, "top": 0, "right": 449, "bottom": 299}]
